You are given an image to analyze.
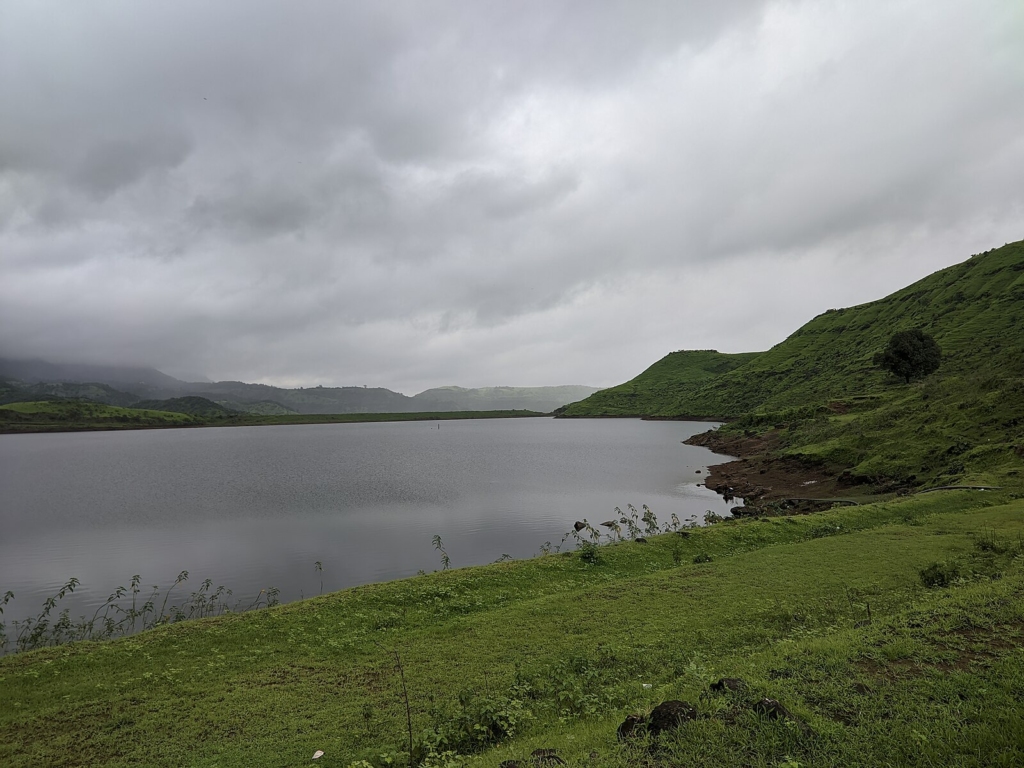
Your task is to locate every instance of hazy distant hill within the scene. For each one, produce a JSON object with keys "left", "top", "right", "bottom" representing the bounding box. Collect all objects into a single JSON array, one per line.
[
  {"left": 0, "top": 359, "right": 598, "bottom": 414},
  {"left": 131, "top": 396, "right": 237, "bottom": 419},
  {"left": 0, "top": 359, "right": 185, "bottom": 392},
  {"left": 173, "top": 382, "right": 416, "bottom": 414},
  {"left": 412, "top": 385, "right": 600, "bottom": 413},
  {"left": 0, "top": 380, "right": 140, "bottom": 407},
  {"left": 213, "top": 399, "right": 298, "bottom": 415}
]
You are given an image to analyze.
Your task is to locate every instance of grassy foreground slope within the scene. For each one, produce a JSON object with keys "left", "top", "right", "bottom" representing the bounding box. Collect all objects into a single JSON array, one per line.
[
  {"left": 2, "top": 492, "right": 1023, "bottom": 767},
  {"left": 560, "top": 350, "right": 760, "bottom": 417}
]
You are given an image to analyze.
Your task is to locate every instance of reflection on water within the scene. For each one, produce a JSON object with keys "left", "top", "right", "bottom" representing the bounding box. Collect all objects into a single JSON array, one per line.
[{"left": 0, "top": 417, "right": 734, "bottom": 616}]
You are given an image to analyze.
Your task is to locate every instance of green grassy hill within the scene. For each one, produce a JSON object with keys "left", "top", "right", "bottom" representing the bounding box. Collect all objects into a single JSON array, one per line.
[
  {"left": 0, "top": 380, "right": 140, "bottom": 407},
  {"left": 564, "top": 241, "right": 1024, "bottom": 489},
  {"left": 657, "top": 241, "right": 1024, "bottom": 418},
  {"left": 715, "top": 242, "right": 1024, "bottom": 489},
  {"left": 0, "top": 400, "right": 196, "bottom": 431},
  {"left": 560, "top": 350, "right": 760, "bottom": 417}
]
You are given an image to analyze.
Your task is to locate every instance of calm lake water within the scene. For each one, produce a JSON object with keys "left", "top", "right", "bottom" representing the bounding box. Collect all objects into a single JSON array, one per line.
[{"left": 0, "top": 417, "right": 733, "bottom": 618}]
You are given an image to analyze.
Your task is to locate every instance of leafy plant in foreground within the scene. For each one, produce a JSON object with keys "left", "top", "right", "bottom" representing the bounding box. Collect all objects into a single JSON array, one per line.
[
  {"left": 1, "top": 572, "right": 280, "bottom": 655},
  {"left": 432, "top": 535, "right": 451, "bottom": 571}
]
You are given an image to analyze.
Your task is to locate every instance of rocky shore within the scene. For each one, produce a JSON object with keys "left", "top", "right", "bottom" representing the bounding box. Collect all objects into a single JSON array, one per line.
[{"left": 686, "top": 428, "right": 870, "bottom": 515}]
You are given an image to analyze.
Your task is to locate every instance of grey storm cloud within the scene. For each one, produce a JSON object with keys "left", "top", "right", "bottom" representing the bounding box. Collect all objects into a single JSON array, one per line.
[{"left": 1, "top": 0, "right": 1022, "bottom": 391}]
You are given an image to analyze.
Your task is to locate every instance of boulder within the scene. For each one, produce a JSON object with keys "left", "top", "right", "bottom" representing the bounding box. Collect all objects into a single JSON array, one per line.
[{"left": 647, "top": 700, "right": 697, "bottom": 736}]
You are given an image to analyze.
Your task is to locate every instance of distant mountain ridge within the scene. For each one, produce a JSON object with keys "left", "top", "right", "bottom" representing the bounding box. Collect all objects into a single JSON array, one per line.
[{"left": 0, "top": 359, "right": 598, "bottom": 414}]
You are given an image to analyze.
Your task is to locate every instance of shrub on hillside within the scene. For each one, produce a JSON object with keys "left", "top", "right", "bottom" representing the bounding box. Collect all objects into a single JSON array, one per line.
[
  {"left": 919, "top": 561, "right": 958, "bottom": 588},
  {"left": 875, "top": 330, "right": 941, "bottom": 384}
]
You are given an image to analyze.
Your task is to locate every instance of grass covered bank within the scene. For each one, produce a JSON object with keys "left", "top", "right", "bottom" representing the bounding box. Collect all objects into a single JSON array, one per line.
[{"left": 3, "top": 490, "right": 1023, "bottom": 767}]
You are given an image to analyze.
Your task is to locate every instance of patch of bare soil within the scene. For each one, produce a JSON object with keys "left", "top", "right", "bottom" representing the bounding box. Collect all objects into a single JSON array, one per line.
[{"left": 686, "top": 429, "right": 873, "bottom": 515}]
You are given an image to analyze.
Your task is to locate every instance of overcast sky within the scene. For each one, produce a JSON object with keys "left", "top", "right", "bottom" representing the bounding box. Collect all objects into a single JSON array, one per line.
[{"left": 1, "top": 1, "right": 1022, "bottom": 392}]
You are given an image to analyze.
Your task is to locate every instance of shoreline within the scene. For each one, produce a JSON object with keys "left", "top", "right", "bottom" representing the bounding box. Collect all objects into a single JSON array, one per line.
[
  {"left": 0, "top": 409, "right": 550, "bottom": 436},
  {"left": 686, "top": 427, "right": 874, "bottom": 514}
]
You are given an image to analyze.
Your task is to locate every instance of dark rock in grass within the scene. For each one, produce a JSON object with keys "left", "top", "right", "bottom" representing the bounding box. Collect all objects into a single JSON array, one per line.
[
  {"left": 617, "top": 713, "right": 646, "bottom": 741},
  {"left": 647, "top": 700, "right": 697, "bottom": 736},
  {"left": 753, "top": 697, "right": 792, "bottom": 720},
  {"left": 635, "top": 537, "right": 648, "bottom": 544},
  {"left": 711, "top": 677, "right": 748, "bottom": 694},
  {"left": 753, "top": 698, "right": 811, "bottom": 734},
  {"left": 573, "top": 521, "right": 586, "bottom": 532},
  {"left": 531, "top": 749, "right": 566, "bottom": 766}
]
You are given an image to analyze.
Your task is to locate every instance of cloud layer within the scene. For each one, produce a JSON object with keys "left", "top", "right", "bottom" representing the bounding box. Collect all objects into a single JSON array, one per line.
[{"left": 2, "top": 0, "right": 1022, "bottom": 391}]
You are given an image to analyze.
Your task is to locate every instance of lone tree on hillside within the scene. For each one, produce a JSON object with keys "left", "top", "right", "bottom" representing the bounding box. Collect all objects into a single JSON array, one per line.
[{"left": 874, "top": 329, "right": 941, "bottom": 383}]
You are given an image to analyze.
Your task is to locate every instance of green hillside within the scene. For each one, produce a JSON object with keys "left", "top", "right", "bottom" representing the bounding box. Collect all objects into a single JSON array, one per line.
[
  {"left": 131, "top": 396, "right": 237, "bottom": 419},
  {"left": 560, "top": 350, "right": 760, "bottom": 417},
  {"left": 215, "top": 399, "right": 299, "bottom": 415},
  {"left": 706, "top": 242, "right": 1024, "bottom": 489},
  {"left": 656, "top": 241, "right": 1024, "bottom": 418},
  {"left": 0, "top": 400, "right": 196, "bottom": 431},
  {"left": 563, "top": 241, "right": 1024, "bottom": 489},
  {"left": 0, "top": 380, "right": 140, "bottom": 407}
]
